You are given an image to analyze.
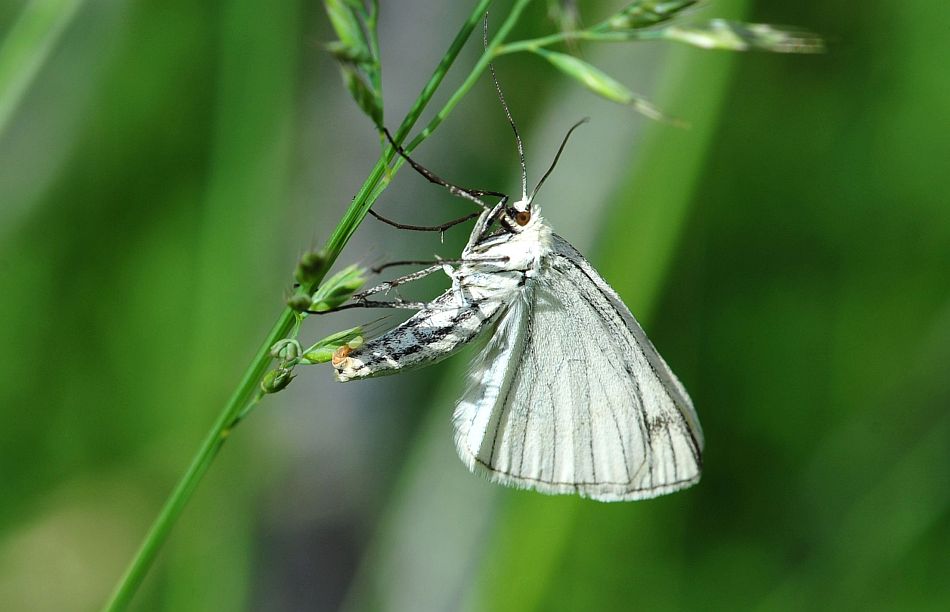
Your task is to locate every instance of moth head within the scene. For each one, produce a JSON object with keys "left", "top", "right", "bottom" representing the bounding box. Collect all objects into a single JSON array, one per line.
[{"left": 511, "top": 197, "right": 533, "bottom": 227}]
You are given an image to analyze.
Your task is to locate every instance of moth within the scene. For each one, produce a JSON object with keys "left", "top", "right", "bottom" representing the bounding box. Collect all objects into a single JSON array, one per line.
[{"left": 330, "top": 69, "right": 703, "bottom": 502}]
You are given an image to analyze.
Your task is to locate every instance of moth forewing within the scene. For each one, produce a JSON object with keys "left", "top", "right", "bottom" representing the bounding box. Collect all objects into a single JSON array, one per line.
[
  {"left": 450, "top": 234, "right": 701, "bottom": 501},
  {"left": 551, "top": 235, "right": 704, "bottom": 452}
]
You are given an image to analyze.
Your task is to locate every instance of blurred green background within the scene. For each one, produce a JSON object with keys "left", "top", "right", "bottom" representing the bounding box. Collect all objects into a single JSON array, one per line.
[{"left": 1, "top": 1, "right": 948, "bottom": 610}]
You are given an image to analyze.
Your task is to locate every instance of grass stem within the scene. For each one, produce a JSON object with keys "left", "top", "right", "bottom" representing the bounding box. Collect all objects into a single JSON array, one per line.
[{"left": 102, "top": 1, "right": 514, "bottom": 609}]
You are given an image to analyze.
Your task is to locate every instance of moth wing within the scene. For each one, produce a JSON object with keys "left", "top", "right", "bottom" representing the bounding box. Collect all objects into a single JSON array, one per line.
[{"left": 452, "top": 235, "right": 702, "bottom": 502}]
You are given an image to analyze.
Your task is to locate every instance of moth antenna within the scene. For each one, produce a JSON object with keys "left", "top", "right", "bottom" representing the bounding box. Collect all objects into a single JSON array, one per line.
[
  {"left": 531, "top": 117, "right": 588, "bottom": 202},
  {"left": 484, "top": 14, "right": 527, "bottom": 204}
]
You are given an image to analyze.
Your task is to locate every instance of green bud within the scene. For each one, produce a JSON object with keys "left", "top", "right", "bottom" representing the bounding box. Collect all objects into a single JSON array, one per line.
[
  {"left": 302, "top": 347, "right": 337, "bottom": 364},
  {"left": 270, "top": 339, "right": 302, "bottom": 362},
  {"left": 295, "top": 249, "right": 328, "bottom": 285},
  {"left": 287, "top": 294, "right": 313, "bottom": 313},
  {"left": 317, "top": 326, "right": 363, "bottom": 348},
  {"left": 309, "top": 264, "right": 367, "bottom": 312},
  {"left": 307, "top": 301, "right": 334, "bottom": 314},
  {"left": 298, "top": 326, "right": 363, "bottom": 364},
  {"left": 261, "top": 367, "right": 295, "bottom": 394}
]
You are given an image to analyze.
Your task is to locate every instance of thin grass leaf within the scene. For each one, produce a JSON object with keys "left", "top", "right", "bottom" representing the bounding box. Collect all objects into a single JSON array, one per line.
[
  {"left": 664, "top": 19, "right": 825, "bottom": 53},
  {"left": 534, "top": 48, "right": 668, "bottom": 121}
]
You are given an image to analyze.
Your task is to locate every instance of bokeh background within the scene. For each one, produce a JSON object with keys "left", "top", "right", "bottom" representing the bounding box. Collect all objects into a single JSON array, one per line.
[{"left": 2, "top": 0, "right": 948, "bottom": 610}]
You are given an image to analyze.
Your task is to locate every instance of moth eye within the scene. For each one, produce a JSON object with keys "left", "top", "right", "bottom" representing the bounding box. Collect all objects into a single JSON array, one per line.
[{"left": 515, "top": 211, "right": 531, "bottom": 226}]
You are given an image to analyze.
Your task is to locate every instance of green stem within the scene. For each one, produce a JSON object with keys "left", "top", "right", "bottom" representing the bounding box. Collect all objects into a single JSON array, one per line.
[
  {"left": 103, "top": 1, "right": 499, "bottom": 609},
  {"left": 322, "top": 0, "right": 499, "bottom": 253},
  {"left": 495, "top": 30, "right": 626, "bottom": 54},
  {"left": 369, "top": 0, "right": 533, "bottom": 202},
  {"left": 408, "top": 0, "right": 532, "bottom": 150},
  {"left": 103, "top": 314, "right": 294, "bottom": 611},
  {"left": 494, "top": 28, "right": 664, "bottom": 56}
]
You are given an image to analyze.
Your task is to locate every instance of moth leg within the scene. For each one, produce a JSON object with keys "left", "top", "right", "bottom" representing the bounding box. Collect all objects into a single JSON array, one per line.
[
  {"left": 309, "top": 264, "right": 460, "bottom": 315},
  {"left": 371, "top": 256, "right": 508, "bottom": 276},
  {"left": 368, "top": 208, "right": 480, "bottom": 236},
  {"left": 371, "top": 258, "right": 465, "bottom": 274},
  {"left": 308, "top": 295, "right": 439, "bottom": 316},
  {"left": 465, "top": 200, "right": 512, "bottom": 249},
  {"left": 356, "top": 264, "right": 444, "bottom": 299},
  {"left": 382, "top": 129, "right": 518, "bottom": 238},
  {"left": 326, "top": 298, "right": 432, "bottom": 312},
  {"left": 382, "top": 128, "right": 508, "bottom": 211}
]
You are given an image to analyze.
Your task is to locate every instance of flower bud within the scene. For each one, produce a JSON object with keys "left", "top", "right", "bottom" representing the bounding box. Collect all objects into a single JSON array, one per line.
[
  {"left": 295, "top": 249, "right": 328, "bottom": 285},
  {"left": 298, "top": 326, "right": 363, "bottom": 364},
  {"left": 309, "top": 264, "right": 367, "bottom": 312},
  {"left": 287, "top": 294, "right": 313, "bottom": 313},
  {"left": 270, "top": 339, "right": 302, "bottom": 361},
  {"left": 261, "top": 367, "right": 295, "bottom": 394},
  {"left": 301, "top": 347, "right": 337, "bottom": 364}
]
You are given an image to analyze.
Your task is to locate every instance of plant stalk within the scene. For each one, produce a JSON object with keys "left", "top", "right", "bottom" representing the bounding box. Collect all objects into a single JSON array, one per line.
[
  {"left": 103, "top": 314, "right": 294, "bottom": 612},
  {"left": 369, "top": 0, "right": 533, "bottom": 200},
  {"left": 102, "top": 0, "right": 507, "bottom": 609}
]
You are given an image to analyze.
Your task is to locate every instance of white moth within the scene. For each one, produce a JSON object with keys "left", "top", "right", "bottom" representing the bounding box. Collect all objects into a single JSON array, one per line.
[{"left": 331, "top": 74, "right": 703, "bottom": 502}]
